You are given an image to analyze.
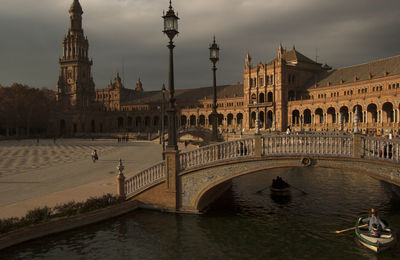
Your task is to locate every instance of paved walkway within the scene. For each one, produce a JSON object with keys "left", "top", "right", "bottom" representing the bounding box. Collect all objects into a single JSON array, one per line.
[
  {"left": 0, "top": 139, "right": 179, "bottom": 219},
  {"left": 0, "top": 138, "right": 198, "bottom": 219}
]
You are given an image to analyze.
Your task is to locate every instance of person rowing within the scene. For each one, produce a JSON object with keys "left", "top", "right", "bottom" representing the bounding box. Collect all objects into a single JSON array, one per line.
[{"left": 362, "top": 208, "right": 386, "bottom": 237}]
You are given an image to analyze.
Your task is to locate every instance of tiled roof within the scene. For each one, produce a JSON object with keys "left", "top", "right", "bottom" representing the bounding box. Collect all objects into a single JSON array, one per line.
[
  {"left": 266, "top": 49, "right": 319, "bottom": 66},
  {"left": 121, "top": 84, "right": 244, "bottom": 106},
  {"left": 307, "top": 54, "right": 400, "bottom": 88}
]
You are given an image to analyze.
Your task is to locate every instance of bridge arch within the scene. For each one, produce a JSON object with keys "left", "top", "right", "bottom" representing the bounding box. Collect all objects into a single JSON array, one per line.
[
  {"left": 126, "top": 134, "right": 400, "bottom": 214},
  {"left": 185, "top": 157, "right": 400, "bottom": 213}
]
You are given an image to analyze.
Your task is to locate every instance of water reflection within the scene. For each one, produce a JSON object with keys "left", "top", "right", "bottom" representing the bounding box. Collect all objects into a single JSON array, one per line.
[{"left": 3, "top": 167, "right": 400, "bottom": 259}]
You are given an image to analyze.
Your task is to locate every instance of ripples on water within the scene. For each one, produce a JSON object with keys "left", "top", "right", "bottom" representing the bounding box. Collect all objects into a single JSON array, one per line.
[{"left": 3, "top": 167, "right": 400, "bottom": 259}]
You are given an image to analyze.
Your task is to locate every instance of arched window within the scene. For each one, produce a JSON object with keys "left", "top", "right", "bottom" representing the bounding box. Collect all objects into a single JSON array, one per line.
[
  {"left": 259, "top": 93, "right": 265, "bottom": 103},
  {"left": 267, "top": 92, "right": 273, "bottom": 102}
]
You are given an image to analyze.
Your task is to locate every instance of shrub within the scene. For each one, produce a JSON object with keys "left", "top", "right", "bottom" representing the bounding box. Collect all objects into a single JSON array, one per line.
[
  {"left": 0, "top": 194, "right": 124, "bottom": 234},
  {"left": 23, "top": 206, "right": 52, "bottom": 225},
  {"left": 0, "top": 217, "right": 21, "bottom": 233}
]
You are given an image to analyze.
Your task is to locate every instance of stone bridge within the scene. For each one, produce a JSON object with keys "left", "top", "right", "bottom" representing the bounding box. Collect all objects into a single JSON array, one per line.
[{"left": 117, "top": 133, "right": 400, "bottom": 213}]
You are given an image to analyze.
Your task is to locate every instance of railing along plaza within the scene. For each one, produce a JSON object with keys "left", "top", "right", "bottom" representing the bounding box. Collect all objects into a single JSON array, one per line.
[{"left": 123, "top": 133, "right": 400, "bottom": 198}]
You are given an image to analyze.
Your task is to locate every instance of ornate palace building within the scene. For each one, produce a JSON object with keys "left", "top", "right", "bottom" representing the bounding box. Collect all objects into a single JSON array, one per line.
[{"left": 54, "top": 0, "right": 400, "bottom": 137}]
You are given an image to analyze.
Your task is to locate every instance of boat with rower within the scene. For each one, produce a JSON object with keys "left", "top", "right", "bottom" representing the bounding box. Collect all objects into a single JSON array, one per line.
[
  {"left": 270, "top": 176, "right": 290, "bottom": 196},
  {"left": 355, "top": 217, "right": 395, "bottom": 253}
]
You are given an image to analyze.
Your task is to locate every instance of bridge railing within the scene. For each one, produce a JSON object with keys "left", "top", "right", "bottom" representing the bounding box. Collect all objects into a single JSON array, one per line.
[
  {"left": 124, "top": 161, "right": 165, "bottom": 198},
  {"left": 361, "top": 136, "right": 400, "bottom": 163},
  {"left": 262, "top": 133, "right": 353, "bottom": 157},
  {"left": 179, "top": 137, "right": 255, "bottom": 171}
]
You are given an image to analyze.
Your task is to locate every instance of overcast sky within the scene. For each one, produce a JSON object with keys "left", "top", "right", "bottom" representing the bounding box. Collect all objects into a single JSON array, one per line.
[{"left": 0, "top": 0, "right": 399, "bottom": 91}]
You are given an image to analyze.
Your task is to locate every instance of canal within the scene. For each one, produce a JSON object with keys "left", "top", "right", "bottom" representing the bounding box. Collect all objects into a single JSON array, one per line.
[{"left": 3, "top": 167, "right": 400, "bottom": 259}]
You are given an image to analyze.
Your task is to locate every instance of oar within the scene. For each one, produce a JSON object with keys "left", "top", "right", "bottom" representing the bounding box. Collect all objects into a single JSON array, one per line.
[
  {"left": 290, "top": 185, "right": 308, "bottom": 195},
  {"left": 256, "top": 187, "right": 268, "bottom": 194},
  {"left": 334, "top": 224, "right": 368, "bottom": 234}
]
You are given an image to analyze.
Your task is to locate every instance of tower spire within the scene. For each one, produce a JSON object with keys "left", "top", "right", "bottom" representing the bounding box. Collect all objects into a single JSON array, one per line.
[
  {"left": 69, "top": 0, "right": 83, "bottom": 34},
  {"left": 69, "top": 0, "right": 83, "bottom": 14},
  {"left": 57, "top": 0, "right": 95, "bottom": 108}
]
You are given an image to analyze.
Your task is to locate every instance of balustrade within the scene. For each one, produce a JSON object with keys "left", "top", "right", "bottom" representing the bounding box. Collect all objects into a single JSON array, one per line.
[
  {"left": 123, "top": 133, "right": 400, "bottom": 199},
  {"left": 361, "top": 136, "right": 400, "bottom": 163},
  {"left": 179, "top": 137, "right": 255, "bottom": 171},
  {"left": 261, "top": 133, "right": 352, "bottom": 157},
  {"left": 124, "top": 161, "right": 165, "bottom": 197}
]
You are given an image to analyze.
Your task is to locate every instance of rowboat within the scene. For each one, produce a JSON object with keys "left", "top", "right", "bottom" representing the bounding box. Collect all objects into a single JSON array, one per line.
[
  {"left": 355, "top": 217, "right": 395, "bottom": 253},
  {"left": 270, "top": 186, "right": 291, "bottom": 196}
]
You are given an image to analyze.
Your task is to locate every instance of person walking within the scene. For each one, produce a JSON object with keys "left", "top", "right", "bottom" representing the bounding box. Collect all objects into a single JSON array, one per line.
[{"left": 91, "top": 149, "right": 98, "bottom": 163}]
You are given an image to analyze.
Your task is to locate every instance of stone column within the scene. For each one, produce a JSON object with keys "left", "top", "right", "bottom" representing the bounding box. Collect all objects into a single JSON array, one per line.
[
  {"left": 116, "top": 159, "right": 126, "bottom": 199},
  {"left": 255, "top": 135, "right": 262, "bottom": 158},
  {"left": 164, "top": 149, "right": 180, "bottom": 210},
  {"left": 352, "top": 133, "right": 363, "bottom": 158}
]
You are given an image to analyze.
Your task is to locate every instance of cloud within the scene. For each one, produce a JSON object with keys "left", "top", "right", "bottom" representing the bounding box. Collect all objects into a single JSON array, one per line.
[{"left": 0, "top": 0, "right": 399, "bottom": 91}]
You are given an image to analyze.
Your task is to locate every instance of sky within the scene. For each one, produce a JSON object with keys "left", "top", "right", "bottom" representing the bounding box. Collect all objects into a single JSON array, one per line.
[{"left": 0, "top": 0, "right": 399, "bottom": 91}]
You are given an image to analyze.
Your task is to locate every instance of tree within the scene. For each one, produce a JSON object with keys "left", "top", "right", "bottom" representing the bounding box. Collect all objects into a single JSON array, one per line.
[{"left": 0, "top": 83, "right": 56, "bottom": 137}]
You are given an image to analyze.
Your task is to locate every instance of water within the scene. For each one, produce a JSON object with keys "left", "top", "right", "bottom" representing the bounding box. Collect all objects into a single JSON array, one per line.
[{"left": 3, "top": 167, "right": 400, "bottom": 259}]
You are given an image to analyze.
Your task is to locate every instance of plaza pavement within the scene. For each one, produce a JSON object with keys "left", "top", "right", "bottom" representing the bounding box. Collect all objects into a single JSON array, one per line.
[{"left": 0, "top": 138, "right": 197, "bottom": 219}]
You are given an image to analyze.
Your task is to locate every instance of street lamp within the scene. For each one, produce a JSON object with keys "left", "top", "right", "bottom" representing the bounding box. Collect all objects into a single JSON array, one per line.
[
  {"left": 209, "top": 36, "right": 220, "bottom": 141},
  {"left": 162, "top": 0, "right": 179, "bottom": 150},
  {"left": 161, "top": 84, "right": 166, "bottom": 152}
]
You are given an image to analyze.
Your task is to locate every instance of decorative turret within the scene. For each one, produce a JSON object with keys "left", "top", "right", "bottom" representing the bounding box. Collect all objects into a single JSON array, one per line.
[
  {"left": 245, "top": 52, "right": 252, "bottom": 69},
  {"left": 114, "top": 72, "right": 123, "bottom": 89},
  {"left": 135, "top": 78, "right": 144, "bottom": 92},
  {"left": 278, "top": 43, "right": 284, "bottom": 59}
]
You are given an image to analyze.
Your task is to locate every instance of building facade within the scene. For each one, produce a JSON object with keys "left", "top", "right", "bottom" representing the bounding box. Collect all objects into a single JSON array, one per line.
[{"left": 54, "top": 0, "right": 400, "bottom": 137}]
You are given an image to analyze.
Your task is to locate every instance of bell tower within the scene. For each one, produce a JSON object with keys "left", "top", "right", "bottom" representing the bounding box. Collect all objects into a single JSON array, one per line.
[{"left": 56, "top": 0, "right": 95, "bottom": 109}]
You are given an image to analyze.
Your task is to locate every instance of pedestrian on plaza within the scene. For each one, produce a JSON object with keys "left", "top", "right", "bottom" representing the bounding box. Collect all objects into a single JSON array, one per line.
[{"left": 91, "top": 149, "right": 98, "bottom": 162}]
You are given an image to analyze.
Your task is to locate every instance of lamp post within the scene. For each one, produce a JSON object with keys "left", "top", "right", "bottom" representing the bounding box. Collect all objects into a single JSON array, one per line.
[
  {"left": 162, "top": 0, "right": 179, "bottom": 150},
  {"left": 209, "top": 36, "right": 220, "bottom": 141},
  {"left": 161, "top": 84, "right": 166, "bottom": 152}
]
